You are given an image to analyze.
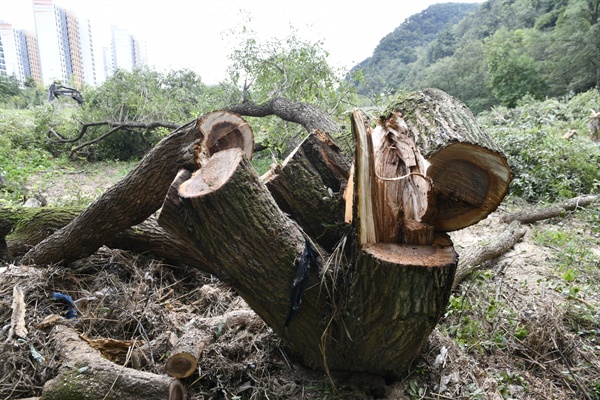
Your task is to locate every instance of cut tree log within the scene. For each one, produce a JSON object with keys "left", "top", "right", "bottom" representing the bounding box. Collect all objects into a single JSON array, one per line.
[
  {"left": 157, "top": 144, "right": 458, "bottom": 377},
  {"left": 158, "top": 149, "right": 326, "bottom": 367},
  {"left": 262, "top": 130, "right": 351, "bottom": 250},
  {"left": 379, "top": 88, "right": 512, "bottom": 232},
  {"left": 41, "top": 325, "right": 185, "bottom": 400},
  {"left": 20, "top": 111, "right": 253, "bottom": 266},
  {"left": 227, "top": 97, "right": 342, "bottom": 133},
  {"left": 164, "top": 309, "right": 260, "bottom": 378},
  {"left": 0, "top": 207, "right": 211, "bottom": 270}
]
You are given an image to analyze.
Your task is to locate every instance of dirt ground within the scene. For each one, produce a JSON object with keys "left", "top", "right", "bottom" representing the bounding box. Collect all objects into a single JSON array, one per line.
[{"left": 1, "top": 168, "right": 599, "bottom": 399}]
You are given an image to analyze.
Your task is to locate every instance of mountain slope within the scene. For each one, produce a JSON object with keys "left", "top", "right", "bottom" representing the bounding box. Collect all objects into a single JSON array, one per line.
[{"left": 351, "top": 2, "right": 479, "bottom": 95}]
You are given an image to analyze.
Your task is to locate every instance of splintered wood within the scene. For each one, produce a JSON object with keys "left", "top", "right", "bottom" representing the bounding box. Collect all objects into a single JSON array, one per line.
[
  {"left": 353, "top": 110, "right": 433, "bottom": 246},
  {"left": 351, "top": 88, "right": 511, "bottom": 246}
]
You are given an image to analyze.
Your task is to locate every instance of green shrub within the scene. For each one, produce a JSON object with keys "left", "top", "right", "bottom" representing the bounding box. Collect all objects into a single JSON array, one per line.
[{"left": 479, "top": 90, "right": 600, "bottom": 201}]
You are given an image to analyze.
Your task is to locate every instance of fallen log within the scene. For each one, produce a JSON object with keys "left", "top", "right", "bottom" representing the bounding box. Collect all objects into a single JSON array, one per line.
[
  {"left": 20, "top": 111, "right": 253, "bottom": 266},
  {"left": 0, "top": 208, "right": 209, "bottom": 269},
  {"left": 41, "top": 325, "right": 185, "bottom": 400},
  {"left": 20, "top": 120, "right": 202, "bottom": 266},
  {"left": 502, "top": 195, "right": 598, "bottom": 224},
  {"left": 452, "top": 221, "right": 527, "bottom": 289},
  {"left": 263, "top": 130, "right": 351, "bottom": 250}
]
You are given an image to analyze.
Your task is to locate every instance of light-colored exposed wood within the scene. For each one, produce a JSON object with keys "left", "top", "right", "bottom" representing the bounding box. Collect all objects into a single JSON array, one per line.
[{"left": 9, "top": 285, "right": 28, "bottom": 340}]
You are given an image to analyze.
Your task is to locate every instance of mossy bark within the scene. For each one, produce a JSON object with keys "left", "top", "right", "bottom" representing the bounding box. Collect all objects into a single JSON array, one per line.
[
  {"left": 42, "top": 325, "right": 184, "bottom": 400},
  {"left": 0, "top": 207, "right": 83, "bottom": 259}
]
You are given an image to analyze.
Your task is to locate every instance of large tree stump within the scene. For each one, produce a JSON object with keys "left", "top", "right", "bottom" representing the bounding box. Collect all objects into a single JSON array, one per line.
[
  {"left": 6, "top": 91, "right": 510, "bottom": 379},
  {"left": 153, "top": 89, "right": 510, "bottom": 377}
]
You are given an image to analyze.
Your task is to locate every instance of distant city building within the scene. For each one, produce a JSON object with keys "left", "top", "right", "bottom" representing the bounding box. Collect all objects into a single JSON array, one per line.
[
  {"left": 107, "top": 25, "right": 146, "bottom": 75},
  {"left": 33, "top": 0, "right": 97, "bottom": 87},
  {"left": 2, "top": 1, "right": 145, "bottom": 87},
  {"left": 0, "top": 22, "right": 42, "bottom": 86},
  {"left": 24, "top": 31, "right": 43, "bottom": 85}
]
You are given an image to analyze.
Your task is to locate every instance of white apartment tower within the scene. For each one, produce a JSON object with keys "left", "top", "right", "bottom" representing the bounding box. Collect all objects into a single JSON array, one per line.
[
  {"left": 0, "top": 22, "right": 42, "bottom": 86},
  {"left": 107, "top": 25, "right": 146, "bottom": 74},
  {"left": 32, "top": 0, "right": 96, "bottom": 86}
]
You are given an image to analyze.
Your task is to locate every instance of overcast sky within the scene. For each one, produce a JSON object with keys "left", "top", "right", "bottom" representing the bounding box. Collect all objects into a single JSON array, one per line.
[{"left": 3, "top": 0, "right": 482, "bottom": 84}]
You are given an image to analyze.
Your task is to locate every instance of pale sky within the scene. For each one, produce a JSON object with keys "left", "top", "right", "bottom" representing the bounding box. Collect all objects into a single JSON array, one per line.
[{"left": 2, "top": 0, "right": 482, "bottom": 84}]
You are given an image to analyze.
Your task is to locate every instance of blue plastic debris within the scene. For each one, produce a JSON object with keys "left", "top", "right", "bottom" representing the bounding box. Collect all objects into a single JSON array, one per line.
[{"left": 52, "top": 292, "right": 77, "bottom": 320}]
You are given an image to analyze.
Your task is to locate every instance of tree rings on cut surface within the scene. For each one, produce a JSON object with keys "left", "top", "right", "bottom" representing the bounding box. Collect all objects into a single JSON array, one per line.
[
  {"left": 427, "top": 142, "right": 511, "bottom": 231},
  {"left": 197, "top": 110, "right": 254, "bottom": 161}
]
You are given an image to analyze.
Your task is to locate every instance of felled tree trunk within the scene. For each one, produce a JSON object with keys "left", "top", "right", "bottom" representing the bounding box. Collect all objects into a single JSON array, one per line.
[
  {"left": 20, "top": 111, "right": 253, "bottom": 266},
  {"left": 0, "top": 207, "right": 209, "bottom": 269},
  {"left": 157, "top": 89, "right": 510, "bottom": 377},
  {"left": 20, "top": 120, "right": 202, "bottom": 266}
]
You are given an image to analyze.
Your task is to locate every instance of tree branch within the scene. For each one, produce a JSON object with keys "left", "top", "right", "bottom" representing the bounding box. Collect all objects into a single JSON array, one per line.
[
  {"left": 502, "top": 195, "right": 599, "bottom": 224},
  {"left": 227, "top": 97, "right": 341, "bottom": 133},
  {"left": 48, "top": 120, "right": 181, "bottom": 144}
]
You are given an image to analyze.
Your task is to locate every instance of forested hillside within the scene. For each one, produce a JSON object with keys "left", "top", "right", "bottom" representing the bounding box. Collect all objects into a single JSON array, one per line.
[
  {"left": 354, "top": 0, "right": 600, "bottom": 113},
  {"left": 351, "top": 3, "right": 479, "bottom": 97}
]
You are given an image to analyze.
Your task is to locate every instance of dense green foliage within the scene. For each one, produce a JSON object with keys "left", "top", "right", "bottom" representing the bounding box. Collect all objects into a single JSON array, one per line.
[
  {"left": 479, "top": 90, "right": 600, "bottom": 201},
  {"left": 0, "top": 110, "right": 69, "bottom": 204},
  {"left": 355, "top": 0, "right": 600, "bottom": 113},
  {"left": 0, "top": 74, "right": 46, "bottom": 108},
  {"left": 225, "top": 25, "right": 353, "bottom": 156}
]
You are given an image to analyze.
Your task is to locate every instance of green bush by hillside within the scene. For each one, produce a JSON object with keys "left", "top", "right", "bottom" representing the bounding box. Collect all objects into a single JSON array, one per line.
[{"left": 479, "top": 90, "right": 600, "bottom": 201}]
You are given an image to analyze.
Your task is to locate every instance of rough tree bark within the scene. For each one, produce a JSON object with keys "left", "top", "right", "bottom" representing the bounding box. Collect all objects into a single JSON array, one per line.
[
  {"left": 156, "top": 89, "right": 510, "bottom": 377},
  {"left": 227, "top": 97, "right": 342, "bottom": 133},
  {"left": 262, "top": 130, "right": 351, "bottom": 250},
  {"left": 5, "top": 90, "right": 511, "bottom": 378}
]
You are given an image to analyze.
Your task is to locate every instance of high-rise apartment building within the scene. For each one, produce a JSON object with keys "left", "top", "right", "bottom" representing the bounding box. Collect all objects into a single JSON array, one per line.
[
  {"left": 33, "top": 0, "right": 96, "bottom": 86},
  {"left": 24, "top": 31, "right": 43, "bottom": 85},
  {"left": 0, "top": 23, "right": 42, "bottom": 85},
  {"left": 107, "top": 25, "right": 146, "bottom": 74}
]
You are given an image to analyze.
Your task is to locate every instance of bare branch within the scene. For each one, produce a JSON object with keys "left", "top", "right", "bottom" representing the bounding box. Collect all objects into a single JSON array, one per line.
[{"left": 227, "top": 97, "right": 341, "bottom": 133}]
